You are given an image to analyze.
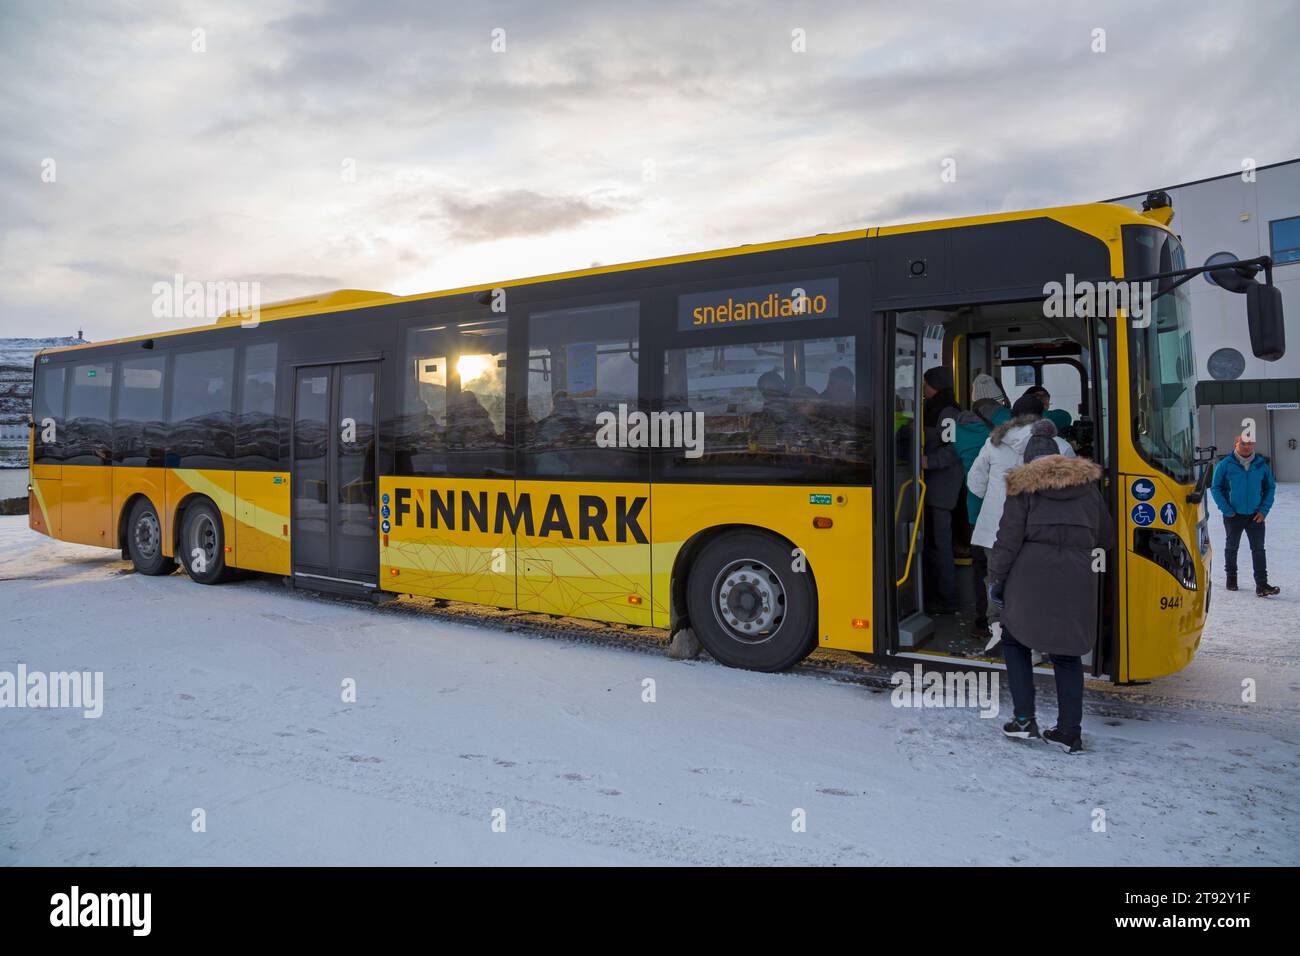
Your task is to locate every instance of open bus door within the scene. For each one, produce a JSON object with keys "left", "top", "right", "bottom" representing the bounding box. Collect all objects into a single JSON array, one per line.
[
  {"left": 881, "top": 306, "right": 1118, "bottom": 676},
  {"left": 883, "top": 311, "right": 932, "bottom": 655},
  {"left": 1090, "top": 316, "right": 1118, "bottom": 680}
]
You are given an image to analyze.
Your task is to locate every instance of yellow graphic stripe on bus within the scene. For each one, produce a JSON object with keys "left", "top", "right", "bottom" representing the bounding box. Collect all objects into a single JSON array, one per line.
[
  {"left": 172, "top": 470, "right": 288, "bottom": 531},
  {"left": 171, "top": 469, "right": 236, "bottom": 513},
  {"left": 30, "top": 477, "right": 50, "bottom": 532}
]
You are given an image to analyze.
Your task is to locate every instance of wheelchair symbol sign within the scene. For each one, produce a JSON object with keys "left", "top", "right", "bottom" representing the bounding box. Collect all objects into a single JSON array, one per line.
[
  {"left": 1160, "top": 502, "right": 1177, "bottom": 526},
  {"left": 1131, "top": 503, "right": 1156, "bottom": 527}
]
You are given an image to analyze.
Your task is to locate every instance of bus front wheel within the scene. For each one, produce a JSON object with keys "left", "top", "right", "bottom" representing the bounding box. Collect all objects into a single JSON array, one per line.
[
  {"left": 179, "top": 500, "right": 231, "bottom": 585},
  {"left": 686, "top": 530, "right": 817, "bottom": 672},
  {"left": 126, "top": 498, "right": 176, "bottom": 576}
]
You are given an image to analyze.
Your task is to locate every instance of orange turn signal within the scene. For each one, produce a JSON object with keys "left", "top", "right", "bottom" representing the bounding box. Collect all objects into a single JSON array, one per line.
[
  {"left": 628, "top": 595, "right": 643, "bottom": 605},
  {"left": 813, "top": 516, "right": 833, "bottom": 529},
  {"left": 389, "top": 568, "right": 400, "bottom": 576},
  {"left": 852, "top": 618, "right": 869, "bottom": 629}
]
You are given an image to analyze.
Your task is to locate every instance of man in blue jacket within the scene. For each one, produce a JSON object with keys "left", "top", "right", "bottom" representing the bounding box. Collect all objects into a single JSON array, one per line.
[{"left": 1211, "top": 434, "right": 1281, "bottom": 596}]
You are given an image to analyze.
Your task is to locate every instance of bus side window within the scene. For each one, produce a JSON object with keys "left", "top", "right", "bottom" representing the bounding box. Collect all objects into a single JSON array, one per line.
[
  {"left": 32, "top": 364, "right": 67, "bottom": 463},
  {"left": 397, "top": 315, "right": 509, "bottom": 478},
  {"left": 168, "top": 348, "right": 235, "bottom": 469},
  {"left": 114, "top": 355, "right": 167, "bottom": 467},
  {"left": 523, "top": 300, "right": 641, "bottom": 478},
  {"left": 65, "top": 362, "right": 113, "bottom": 465},
  {"left": 237, "top": 342, "right": 279, "bottom": 467},
  {"left": 661, "top": 334, "right": 867, "bottom": 483}
]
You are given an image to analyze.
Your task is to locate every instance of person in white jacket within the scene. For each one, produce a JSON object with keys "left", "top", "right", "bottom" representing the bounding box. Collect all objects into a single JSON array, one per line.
[{"left": 967, "top": 398, "right": 1076, "bottom": 559}]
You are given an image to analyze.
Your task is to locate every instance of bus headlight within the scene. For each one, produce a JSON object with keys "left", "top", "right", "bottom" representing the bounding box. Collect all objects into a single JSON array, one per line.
[{"left": 1133, "top": 528, "right": 1198, "bottom": 591}]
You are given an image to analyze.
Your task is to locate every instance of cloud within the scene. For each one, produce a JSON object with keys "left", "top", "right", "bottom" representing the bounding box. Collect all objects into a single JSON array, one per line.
[
  {"left": 0, "top": 0, "right": 1296, "bottom": 340},
  {"left": 435, "top": 189, "right": 631, "bottom": 241}
]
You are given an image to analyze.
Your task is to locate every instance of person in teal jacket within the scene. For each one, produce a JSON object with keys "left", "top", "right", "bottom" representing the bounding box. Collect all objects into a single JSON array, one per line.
[
  {"left": 955, "top": 374, "right": 1009, "bottom": 523},
  {"left": 1210, "top": 433, "right": 1280, "bottom": 596}
]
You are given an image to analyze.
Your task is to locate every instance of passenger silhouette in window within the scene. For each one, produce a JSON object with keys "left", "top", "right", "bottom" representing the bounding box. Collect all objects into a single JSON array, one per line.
[{"left": 749, "top": 370, "right": 792, "bottom": 450}]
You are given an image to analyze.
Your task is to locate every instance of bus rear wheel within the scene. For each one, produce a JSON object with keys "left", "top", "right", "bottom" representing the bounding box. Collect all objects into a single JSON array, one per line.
[
  {"left": 127, "top": 498, "right": 176, "bottom": 576},
  {"left": 180, "top": 500, "right": 231, "bottom": 585},
  {"left": 686, "top": 530, "right": 817, "bottom": 671}
]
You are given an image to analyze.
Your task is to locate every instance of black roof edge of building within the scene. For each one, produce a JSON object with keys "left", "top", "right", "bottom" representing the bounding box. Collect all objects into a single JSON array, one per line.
[
  {"left": 1104, "top": 157, "right": 1300, "bottom": 204},
  {"left": 1196, "top": 377, "right": 1300, "bottom": 406}
]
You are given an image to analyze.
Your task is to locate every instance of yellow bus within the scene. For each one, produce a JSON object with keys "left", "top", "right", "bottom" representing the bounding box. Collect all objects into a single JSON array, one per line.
[{"left": 26, "top": 195, "right": 1285, "bottom": 682}]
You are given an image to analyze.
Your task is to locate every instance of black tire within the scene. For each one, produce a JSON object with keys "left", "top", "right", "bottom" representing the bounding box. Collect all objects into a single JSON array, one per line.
[
  {"left": 126, "top": 498, "right": 176, "bottom": 576},
  {"left": 686, "top": 530, "right": 817, "bottom": 671},
  {"left": 179, "top": 500, "right": 231, "bottom": 585}
]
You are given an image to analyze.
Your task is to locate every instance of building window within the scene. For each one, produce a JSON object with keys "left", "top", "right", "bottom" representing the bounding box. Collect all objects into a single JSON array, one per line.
[
  {"left": 1203, "top": 251, "right": 1239, "bottom": 284},
  {"left": 523, "top": 300, "right": 641, "bottom": 478},
  {"left": 1206, "top": 347, "right": 1246, "bottom": 382},
  {"left": 1270, "top": 216, "right": 1300, "bottom": 266}
]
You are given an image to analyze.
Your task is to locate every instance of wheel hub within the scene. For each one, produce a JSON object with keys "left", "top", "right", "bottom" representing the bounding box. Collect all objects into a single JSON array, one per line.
[
  {"left": 134, "top": 511, "right": 160, "bottom": 559},
  {"left": 713, "top": 559, "right": 785, "bottom": 643},
  {"left": 191, "top": 514, "right": 218, "bottom": 567}
]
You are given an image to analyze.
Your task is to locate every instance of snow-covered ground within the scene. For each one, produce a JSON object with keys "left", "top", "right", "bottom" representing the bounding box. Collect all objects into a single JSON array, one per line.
[{"left": 1, "top": 488, "right": 1297, "bottom": 866}]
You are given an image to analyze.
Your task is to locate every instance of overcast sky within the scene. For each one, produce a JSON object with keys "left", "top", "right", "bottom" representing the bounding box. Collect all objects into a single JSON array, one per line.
[{"left": 2, "top": 0, "right": 1298, "bottom": 341}]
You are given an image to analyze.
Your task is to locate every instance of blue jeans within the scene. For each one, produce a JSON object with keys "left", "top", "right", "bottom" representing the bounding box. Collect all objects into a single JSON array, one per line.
[
  {"left": 1222, "top": 514, "right": 1267, "bottom": 586},
  {"left": 1001, "top": 628, "right": 1084, "bottom": 737}
]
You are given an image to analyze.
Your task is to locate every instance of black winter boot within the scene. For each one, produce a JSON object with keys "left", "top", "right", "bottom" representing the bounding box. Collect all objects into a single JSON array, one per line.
[
  {"left": 1257, "top": 583, "right": 1280, "bottom": 597},
  {"left": 1043, "top": 726, "right": 1084, "bottom": 754},
  {"left": 1002, "top": 716, "right": 1041, "bottom": 740},
  {"left": 1226, "top": 573, "right": 1238, "bottom": 591}
]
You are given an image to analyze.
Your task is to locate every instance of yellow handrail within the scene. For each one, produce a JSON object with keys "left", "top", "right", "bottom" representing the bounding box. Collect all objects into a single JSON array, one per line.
[
  {"left": 893, "top": 477, "right": 913, "bottom": 522},
  {"left": 895, "top": 475, "right": 927, "bottom": 588}
]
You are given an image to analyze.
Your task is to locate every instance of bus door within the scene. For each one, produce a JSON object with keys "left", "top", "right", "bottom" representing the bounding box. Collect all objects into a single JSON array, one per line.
[
  {"left": 887, "top": 313, "right": 931, "bottom": 651},
  {"left": 291, "top": 362, "right": 380, "bottom": 591}
]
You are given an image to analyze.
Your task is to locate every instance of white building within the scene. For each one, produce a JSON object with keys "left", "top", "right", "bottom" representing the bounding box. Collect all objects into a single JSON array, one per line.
[{"left": 1111, "top": 158, "right": 1300, "bottom": 479}]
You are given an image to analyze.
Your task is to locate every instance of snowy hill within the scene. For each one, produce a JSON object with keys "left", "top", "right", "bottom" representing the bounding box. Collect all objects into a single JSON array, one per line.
[{"left": 0, "top": 336, "right": 87, "bottom": 467}]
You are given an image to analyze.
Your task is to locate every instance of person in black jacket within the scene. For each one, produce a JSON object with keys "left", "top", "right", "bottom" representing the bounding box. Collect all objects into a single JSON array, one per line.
[
  {"left": 985, "top": 420, "right": 1114, "bottom": 753},
  {"left": 921, "top": 366, "right": 963, "bottom": 614}
]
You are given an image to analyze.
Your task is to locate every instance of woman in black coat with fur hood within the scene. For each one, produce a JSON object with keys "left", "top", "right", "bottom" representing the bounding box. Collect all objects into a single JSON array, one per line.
[{"left": 985, "top": 420, "right": 1114, "bottom": 753}]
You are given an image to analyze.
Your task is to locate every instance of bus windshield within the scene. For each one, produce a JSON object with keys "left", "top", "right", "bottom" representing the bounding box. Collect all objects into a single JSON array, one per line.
[{"left": 1126, "top": 225, "right": 1198, "bottom": 484}]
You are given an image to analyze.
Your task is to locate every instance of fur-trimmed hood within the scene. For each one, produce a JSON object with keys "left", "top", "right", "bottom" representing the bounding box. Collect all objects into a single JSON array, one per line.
[
  {"left": 988, "top": 413, "right": 1040, "bottom": 447},
  {"left": 1005, "top": 454, "right": 1102, "bottom": 496}
]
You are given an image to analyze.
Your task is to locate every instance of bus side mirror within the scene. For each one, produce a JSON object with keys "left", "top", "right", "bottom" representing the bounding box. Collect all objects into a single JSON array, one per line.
[
  {"left": 1207, "top": 263, "right": 1255, "bottom": 293},
  {"left": 1247, "top": 282, "right": 1285, "bottom": 361}
]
